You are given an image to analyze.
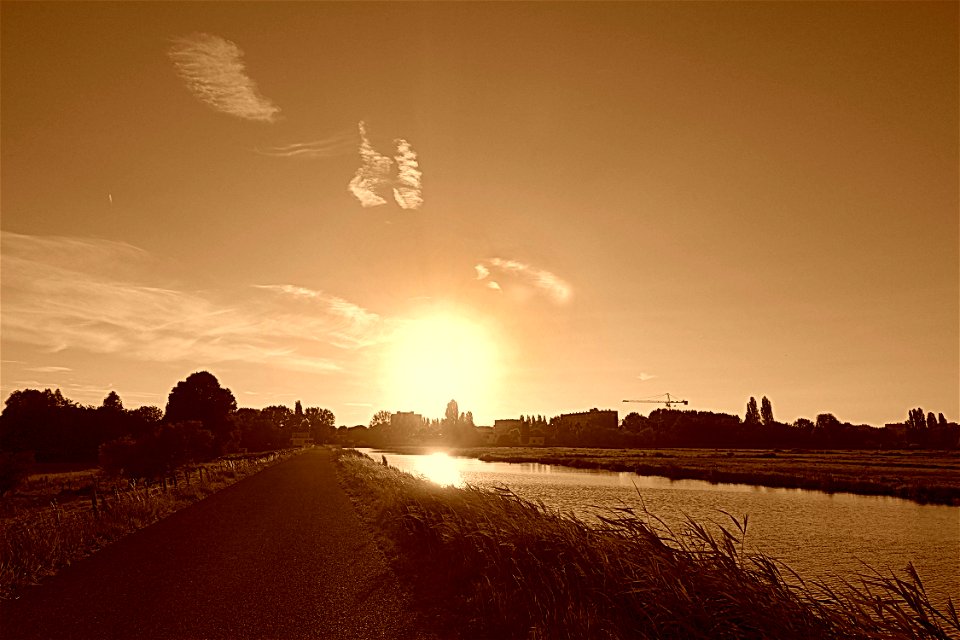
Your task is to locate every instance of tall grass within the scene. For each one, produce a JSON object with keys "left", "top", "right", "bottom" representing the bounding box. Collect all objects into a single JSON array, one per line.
[
  {"left": 338, "top": 449, "right": 959, "bottom": 640},
  {"left": 0, "top": 452, "right": 290, "bottom": 599}
]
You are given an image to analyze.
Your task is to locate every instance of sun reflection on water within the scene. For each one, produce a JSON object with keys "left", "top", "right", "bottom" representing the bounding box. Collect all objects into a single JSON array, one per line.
[{"left": 413, "top": 452, "right": 464, "bottom": 487}]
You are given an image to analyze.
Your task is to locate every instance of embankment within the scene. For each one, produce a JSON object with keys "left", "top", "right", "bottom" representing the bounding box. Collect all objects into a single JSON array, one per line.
[{"left": 337, "top": 449, "right": 959, "bottom": 640}]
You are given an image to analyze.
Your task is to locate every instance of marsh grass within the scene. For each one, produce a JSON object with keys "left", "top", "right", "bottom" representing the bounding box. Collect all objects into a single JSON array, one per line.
[
  {"left": 338, "top": 449, "right": 959, "bottom": 640},
  {"left": 0, "top": 451, "right": 290, "bottom": 599}
]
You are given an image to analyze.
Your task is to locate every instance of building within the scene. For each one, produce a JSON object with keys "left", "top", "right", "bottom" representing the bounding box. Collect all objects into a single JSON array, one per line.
[
  {"left": 290, "top": 431, "right": 313, "bottom": 447},
  {"left": 474, "top": 426, "right": 496, "bottom": 445},
  {"left": 391, "top": 411, "right": 424, "bottom": 436},
  {"left": 555, "top": 409, "right": 618, "bottom": 434}
]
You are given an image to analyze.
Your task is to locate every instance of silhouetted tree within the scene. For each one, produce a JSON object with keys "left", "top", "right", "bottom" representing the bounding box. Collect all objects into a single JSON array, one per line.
[
  {"left": 100, "top": 421, "right": 212, "bottom": 480},
  {"left": 760, "top": 396, "right": 774, "bottom": 426},
  {"left": 164, "top": 372, "right": 238, "bottom": 455},
  {"left": 907, "top": 408, "right": 926, "bottom": 432},
  {"left": 0, "top": 451, "right": 34, "bottom": 494},
  {"left": 305, "top": 407, "right": 336, "bottom": 443},
  {"left": 369, "top": 410, "right": 392, "bottom": 429},
  {"left": 101, "top": 391, "right": 124, "bottom": 412},
  {"left": 445, "top": 400, "right": 459, "bottom": 425},
  {"left": 927, "top": 412, "right": 937, "bottom": 430},
  {"left": 745, "top": 397, "right": 761, "bottom": 427},
  {"left": 295, "top": 400, "right": 303, "bottom": 417}
]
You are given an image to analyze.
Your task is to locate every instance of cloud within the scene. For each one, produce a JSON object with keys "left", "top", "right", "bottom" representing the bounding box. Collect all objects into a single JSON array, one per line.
[
  {"left": 392, "top": 139, "right": 423, "bottom": 209},
  {"left": 637, "top": 372, "right": 657, "bottom": 382},
  {"left": 1, "top": 232, "right": 387, "bottom": 375},
  {"left": 168, "top": 33, "right": 280, "bottom": 122},
  {"left": 348, "top": 121, "right": 392, "bottom": 207},
  {"left": 26, "top": 366, "right": 73, "bottom": 373},
  {"left": 474, "top": 258, "right": 572, "bottom": 304},
  {"left": 256, "top": 130, "right": 356, "bottom": 159},
  {"left": 348, "top": 122, "right": 423, "bottom": 209}
]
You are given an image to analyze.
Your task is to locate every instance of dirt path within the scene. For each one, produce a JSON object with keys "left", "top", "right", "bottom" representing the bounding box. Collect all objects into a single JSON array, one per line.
[{"left": 1, "top": 448, "right": 428, "bottom": 639}]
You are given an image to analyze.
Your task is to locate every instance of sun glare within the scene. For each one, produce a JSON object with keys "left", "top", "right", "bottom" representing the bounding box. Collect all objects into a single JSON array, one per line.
[
  {"left": 413, "top": 452, "right": 465, "bottom": 487},
  {"left": 382, "top": 313, "right": 499, "bottom": 420}
]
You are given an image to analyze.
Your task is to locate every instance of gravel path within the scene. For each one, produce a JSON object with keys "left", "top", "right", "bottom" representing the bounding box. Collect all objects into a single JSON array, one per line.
[{"left": 1, "top": 448, "right": 429, "bottom": 639}]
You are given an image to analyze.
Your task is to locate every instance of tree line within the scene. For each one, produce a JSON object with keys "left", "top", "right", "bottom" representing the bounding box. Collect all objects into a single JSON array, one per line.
[
  {"left": 0, "top": 371, "right": 336, "bottom": 491},
  {"left": 340, "top": 396, "right": 959, "bottom": 451}
]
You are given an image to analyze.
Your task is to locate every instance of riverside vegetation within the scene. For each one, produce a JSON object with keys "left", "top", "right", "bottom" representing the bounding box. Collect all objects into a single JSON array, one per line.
[
  {"left": 0, "top": 451, "right": 291, "bottom": 599},
  {"left": 337, "top": 448, "right": 960, "bottom": 640}
]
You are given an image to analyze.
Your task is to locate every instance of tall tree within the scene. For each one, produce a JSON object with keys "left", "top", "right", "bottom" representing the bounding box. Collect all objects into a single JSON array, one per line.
[
  {"left": 295, "top": 400, "right": 303, "bottom": 417},
  {"left": 101, "top": 391, "right": 124, "bottom": 412},
  {"left": 760, "top": 396, "right": 774, "bottom": 426},
  {"left": 744, "top": 397, "right": 761, "bottom": 426},
  {"left": 164, "top": 372, "right": 237, "bottom": 455},
  {"left": 445, "top": 400, "right": 459, "bottom": 425},
  {"left": 906, "top": 408, "right": 927, "bottom": 432}
]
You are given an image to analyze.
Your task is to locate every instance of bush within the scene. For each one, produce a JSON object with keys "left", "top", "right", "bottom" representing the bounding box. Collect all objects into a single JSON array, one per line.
[{"left": 0, "top": 451, "right": 34, "bottom": 495}]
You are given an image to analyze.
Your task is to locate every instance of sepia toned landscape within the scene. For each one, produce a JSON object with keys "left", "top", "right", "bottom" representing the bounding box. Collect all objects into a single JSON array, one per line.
[{"left": 2, "top": 2, "right": 958, "bottom": 639}]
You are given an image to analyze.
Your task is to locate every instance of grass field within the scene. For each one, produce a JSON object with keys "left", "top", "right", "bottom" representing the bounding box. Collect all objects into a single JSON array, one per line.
[
  {"left": 0, "top": 451, "right": 294, "bottom": 599},
  {"left": 337, "top": 449, "right": 959, "bottom": 640},
  {"left": 403, "top": 447, "right": 960, "bottom": 506}
]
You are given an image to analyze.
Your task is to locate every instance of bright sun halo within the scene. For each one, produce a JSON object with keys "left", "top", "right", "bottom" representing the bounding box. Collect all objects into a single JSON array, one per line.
[{"left": 382, "top": 313, "right": 499, "bottom": 419}]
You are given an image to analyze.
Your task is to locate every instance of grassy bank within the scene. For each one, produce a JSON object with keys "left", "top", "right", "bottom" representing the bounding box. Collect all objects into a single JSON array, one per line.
[
  {"left": 338, "top": 449, "right": 958, "bottom": 640},
  {"left": 381, "top": 447, "right": 960, "bottom": 506},
  {"left": 0, "top": 450, "right": 294, "bottom": 599}
]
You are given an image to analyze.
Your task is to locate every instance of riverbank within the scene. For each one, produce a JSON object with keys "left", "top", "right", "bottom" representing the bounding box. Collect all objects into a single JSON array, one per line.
[
  {"left": 337, "top": 449, "right": 959, "bottom": 640},
  {"left": 381, "top": 446, "right": 960, "bottom": 506}
]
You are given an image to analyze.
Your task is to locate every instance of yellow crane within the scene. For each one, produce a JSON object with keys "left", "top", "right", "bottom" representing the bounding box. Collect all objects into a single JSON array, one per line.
[{"left": 622, "top": 393, "right": 689, "bottom": 409}]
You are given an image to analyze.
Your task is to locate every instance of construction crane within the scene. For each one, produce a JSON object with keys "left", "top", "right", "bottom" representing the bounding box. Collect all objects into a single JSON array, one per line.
[{"left": 622, "top": 393, "right": 689, "bottom": 408}]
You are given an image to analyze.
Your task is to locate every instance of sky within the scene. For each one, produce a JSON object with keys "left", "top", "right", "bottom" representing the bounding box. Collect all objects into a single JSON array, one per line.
[{"left": 1, "top": 2, "right": 957, "bottom": 428}]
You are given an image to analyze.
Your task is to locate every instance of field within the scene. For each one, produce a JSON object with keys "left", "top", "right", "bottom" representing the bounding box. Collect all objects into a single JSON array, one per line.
[
  {"left": 388, "top": 446, "right": 960, "bottom": 506},
  {"left": 337, "top": 449, "right": 959, "bottom": 640},
  {"left": 0, "top": 452, "right": 293, "bottom": 599}
]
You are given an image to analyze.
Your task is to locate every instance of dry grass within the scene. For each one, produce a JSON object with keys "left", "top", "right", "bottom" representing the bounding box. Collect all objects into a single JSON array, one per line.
[
  {"left": 0, "top": 451, "right": 294, "bottom": 599},
  {"left": 338, "top": 449, "right": 960, "bottom": 640}
]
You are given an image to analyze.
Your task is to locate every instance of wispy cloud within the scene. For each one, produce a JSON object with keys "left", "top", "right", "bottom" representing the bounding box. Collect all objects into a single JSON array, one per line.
[
  {"left": 168, "top": 33, "right": 280, "bottom": 122},
  {"left": 1, "top": 232, "right": 387, "bottom": 375},
  {"left": 256, "top": 130, "right": 356, "bottom": 159},
  {"left": 392, "top": 139, "right": 423, "bottom": 209},
  {"left": 474, "top": 258, "right": 573, "bottom": 304},
  {"left": 252, "top": 284, "right": 384, "bottom": 349},
  {"left": 348, "top": 121, "right": 423, "bottom": 209},
  {"left": 348, "top": 121, "right": 392, "bottom": 207},
  {"left": 637, "top": 372, "right": 657, "bottom": 382},
  {"left": 26, "top": 366, "right": 73, "bottom": 373}
]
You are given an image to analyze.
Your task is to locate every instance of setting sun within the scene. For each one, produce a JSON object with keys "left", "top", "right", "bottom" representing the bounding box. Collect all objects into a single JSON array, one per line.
[{"left": 381, "top": 313, "right": 500, "bottom": 420}]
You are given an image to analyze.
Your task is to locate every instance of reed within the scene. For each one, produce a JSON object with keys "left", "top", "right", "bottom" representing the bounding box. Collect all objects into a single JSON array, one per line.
[{"left": 338, "top": 449, "right": 959, "bottom": 640}]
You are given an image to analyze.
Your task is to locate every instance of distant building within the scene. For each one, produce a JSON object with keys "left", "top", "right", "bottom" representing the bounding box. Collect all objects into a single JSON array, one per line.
[
  {"left": 494, "top": 419, "right": 522, "bottom": 434},
  {"left": 391, "top": 411, "right": 424, "bottom": 434},
  {"left": 555, "top": 409, "right": 618, "bottom": 434},
  {"left": 474, "top": 426, "right": 496, "bottom": 445},
  {"left": 290, "top": 431, "right": 313, "bottom": 447},
  {"left": 528, "top": 430, "right": 546, "bottom": 446}
]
